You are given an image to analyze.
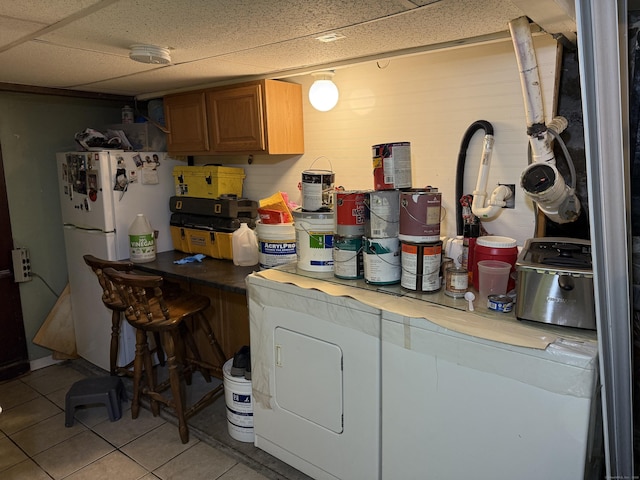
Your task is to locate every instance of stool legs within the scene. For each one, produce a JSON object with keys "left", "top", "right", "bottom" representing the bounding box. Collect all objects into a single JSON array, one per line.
[
  {"left": 164, "top": 330, "right": 189, "bottom": 444},
  {"left": 109, "top": 310, "right": 121, "bottom": 376}
]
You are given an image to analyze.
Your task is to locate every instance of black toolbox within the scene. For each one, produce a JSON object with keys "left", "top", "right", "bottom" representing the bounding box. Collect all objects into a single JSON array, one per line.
[{"left": 169, "top": 195, "right": 258, "bottom": 219}]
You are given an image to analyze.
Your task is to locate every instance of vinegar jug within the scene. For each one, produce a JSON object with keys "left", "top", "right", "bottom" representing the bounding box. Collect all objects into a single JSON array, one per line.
[
  {"left": 129, "top": 213, "right": 156, "bottom": 263},
  {"left": 232, "top": 223, "right": 259, "bottom": 266}
]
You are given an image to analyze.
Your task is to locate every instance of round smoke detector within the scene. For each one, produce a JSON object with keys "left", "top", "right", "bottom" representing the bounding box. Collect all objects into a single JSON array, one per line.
[{"left": 129, "top": 45, "right": 171, "bottom": 65}]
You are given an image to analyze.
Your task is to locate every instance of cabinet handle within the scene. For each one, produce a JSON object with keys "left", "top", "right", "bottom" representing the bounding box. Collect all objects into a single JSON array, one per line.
[{"left": 275, "top": 345, "right": 282, "bottom": 367}]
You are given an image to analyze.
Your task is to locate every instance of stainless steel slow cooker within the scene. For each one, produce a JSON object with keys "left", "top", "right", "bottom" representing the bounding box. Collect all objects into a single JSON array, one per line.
[{"left": 515, "top": 237, "right": 595, "bottom": 330}]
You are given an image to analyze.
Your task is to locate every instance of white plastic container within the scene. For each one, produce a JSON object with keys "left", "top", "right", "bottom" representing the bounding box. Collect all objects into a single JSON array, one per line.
[
  {"left": 232, "top": 223, "right": 259, "bottom": 266},
  {"left": 129, "top": 213, "right": 156, "bottom": 263},
  {"left": 256, "top": 221, "right": 296, "bottom": 270},
  {"left": 293, "top": 208, "right": 334, "bottom": 272}
]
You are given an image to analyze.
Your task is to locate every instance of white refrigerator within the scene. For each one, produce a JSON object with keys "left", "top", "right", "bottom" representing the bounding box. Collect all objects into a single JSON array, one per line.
[{"left": 56, "top": 150, "right": 182, "bottom": 371}]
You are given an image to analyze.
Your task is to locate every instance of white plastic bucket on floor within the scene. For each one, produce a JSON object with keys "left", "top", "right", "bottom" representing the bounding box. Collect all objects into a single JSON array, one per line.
[{"left": 222, "top": 358, "right": 254, "bottom": 443}]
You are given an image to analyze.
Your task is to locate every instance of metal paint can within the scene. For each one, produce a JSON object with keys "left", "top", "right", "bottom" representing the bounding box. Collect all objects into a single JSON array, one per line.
[
  {"left": 487, "top": 294, "right": 514, "bottom": 313},
  {"left": 372, "top": 142, "right": 412, "bottom": 190},
  {"left": 333, "top": 235, "right": 364, "bottom": 279},
  {"left": 400, "top": 241, "right": 442, "bottom": 292},
  {"left": 363, "top": 237, "right": 401, "bottom": 285},
  {"left": 399, "top": 189, "right": 442, "bottom": 243},
  {"left": 364, "top": 189, "right": 400, "bottom": 238},
  {"left": 301, "top": 169, "right": 335, "bottom": 212},
  {"left": 334, "top": 190, "right": 366, "bottom": 236}
]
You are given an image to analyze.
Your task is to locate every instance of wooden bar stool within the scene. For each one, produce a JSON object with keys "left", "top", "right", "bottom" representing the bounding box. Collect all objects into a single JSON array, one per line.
[
  {"left": 103, "top": 267, "right": 226, "bottom": 444},
  {"left": 83, "top": 255, "right": 165, "bottom": 376}
]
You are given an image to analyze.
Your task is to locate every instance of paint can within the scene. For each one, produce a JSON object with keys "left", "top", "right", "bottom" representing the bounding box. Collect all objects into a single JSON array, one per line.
[
  {"left": 364, "top": 189, "right": 400, "bottom": 238},
  {"left": 292, "top": 208, "right": 334, "bottom": 272},
  {"left": 398, "top": 189, "right": 442, "bottom": 243},
  {"left": 372, "top": 142, "right": 412, "bottom": 190},
  {"left": 334, "top": 190, "right": 366, "bottom": 236},
  {"left": 255, "top": 221, "right": 296, "bottom": 270},
  {"left": 400, "top": 241, "right": 442, "bottom": 292},
  {"left": 363, "top": 237, "right": 401, "bottom": 285},
  {"left": 333, "top": 235, "right": 364, "bottom": 280},
  {"left": 301, "top": 169, "right": 335, "bottom": 211}
]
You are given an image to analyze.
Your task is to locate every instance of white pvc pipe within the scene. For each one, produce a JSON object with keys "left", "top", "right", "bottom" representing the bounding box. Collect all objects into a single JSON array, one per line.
[
  {"left": 508, "top": 16, "right": 555, "bottom": 164},
  {"left": 470, "top": 134, "right": 512, "bottom": 219},
  {"left": 508, "top": 16, "right": 546, "bottom": 129}
]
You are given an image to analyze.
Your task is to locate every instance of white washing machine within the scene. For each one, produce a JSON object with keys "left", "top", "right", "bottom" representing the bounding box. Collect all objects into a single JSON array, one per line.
[{"left": 247, "top": 274, "right": 381, "bottom": 480}]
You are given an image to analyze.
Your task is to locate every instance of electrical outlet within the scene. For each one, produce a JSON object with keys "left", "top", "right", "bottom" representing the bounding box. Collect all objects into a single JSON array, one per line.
[{"left": 12, "top": 248, "right": 31, "bottom": 282}]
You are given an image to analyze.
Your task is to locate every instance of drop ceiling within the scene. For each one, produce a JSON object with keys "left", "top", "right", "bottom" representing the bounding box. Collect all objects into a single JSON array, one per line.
[{"left": 0, "top": 0, "right": 576, "bottom": 100}]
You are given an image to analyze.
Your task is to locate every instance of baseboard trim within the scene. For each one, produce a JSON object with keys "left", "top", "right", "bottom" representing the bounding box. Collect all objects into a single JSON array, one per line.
[{"left": 30, "top": 355, "right": 64, "bottom": 371}]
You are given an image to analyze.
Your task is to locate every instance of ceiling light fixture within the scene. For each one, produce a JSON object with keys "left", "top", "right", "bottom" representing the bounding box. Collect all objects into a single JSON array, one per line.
[
  {"left": 309, "top": 70, "right": 339, "bottom": 112},
  {"left": 129, "top": 45, "right": 171, "bottom": 65}
]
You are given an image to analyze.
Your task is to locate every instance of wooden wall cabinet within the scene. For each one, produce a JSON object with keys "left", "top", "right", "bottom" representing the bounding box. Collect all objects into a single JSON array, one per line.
[
  {"left": 164, "top": 91, "right": 209, "bottom": 154},
  {"left": 164, "top": 79, "right": 304, "bottom": 156}
]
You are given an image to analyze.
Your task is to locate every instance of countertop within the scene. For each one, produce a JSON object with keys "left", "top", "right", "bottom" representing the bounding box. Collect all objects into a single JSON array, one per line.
[{"left": 132, "top": 250, "right": 259, "bottom": 294}]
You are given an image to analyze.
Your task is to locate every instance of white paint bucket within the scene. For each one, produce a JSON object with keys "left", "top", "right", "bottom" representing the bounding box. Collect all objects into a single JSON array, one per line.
[
  {"left": 363, "top": 237, "right": 401, "bottom": 285},
  {"left": 292, "top": 208, "right": 334, "bottom": 272},
  {"left": 223, "top": 358, "right": 254, "bottom": 443},
  {"left": 256, "top": 221, "right": 296, "bottom": 270}
]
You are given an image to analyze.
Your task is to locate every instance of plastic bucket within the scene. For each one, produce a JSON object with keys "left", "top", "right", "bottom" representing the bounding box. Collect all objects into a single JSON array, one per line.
[
  {"left": 256, "top": 221, "right": 296, "bottom": 270},
  {"left": 472, "top": 236, "right": 518, "bottom": 291},
  {"left": 222, "top": 358, "right": 254, "bottom": 443},
  {"left": 293, "top": 208, "right": 334, "bottom": 272}
]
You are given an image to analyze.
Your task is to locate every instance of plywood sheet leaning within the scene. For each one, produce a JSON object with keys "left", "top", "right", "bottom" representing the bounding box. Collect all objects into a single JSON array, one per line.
[{"left": 33, "top": 284, "right": 78, "bottom": 359}]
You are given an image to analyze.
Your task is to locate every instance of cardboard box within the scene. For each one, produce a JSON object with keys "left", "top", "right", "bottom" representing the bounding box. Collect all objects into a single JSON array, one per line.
[{"left": 173, "top": 165, "right": 245, "bottom": 198}]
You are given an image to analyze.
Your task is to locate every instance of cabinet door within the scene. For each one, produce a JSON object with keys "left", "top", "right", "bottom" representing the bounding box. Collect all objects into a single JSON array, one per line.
[
  {"left": 164, "top": 92, "right": 210, "bottom": 153},
  {"left": 206, "top": 84, "right": 266, "bottom": 152}
]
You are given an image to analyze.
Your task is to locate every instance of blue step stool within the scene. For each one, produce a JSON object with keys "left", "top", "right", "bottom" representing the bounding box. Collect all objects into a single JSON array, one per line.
[{"left": 65, "top": 376, "right": 127, "bottom": 427}]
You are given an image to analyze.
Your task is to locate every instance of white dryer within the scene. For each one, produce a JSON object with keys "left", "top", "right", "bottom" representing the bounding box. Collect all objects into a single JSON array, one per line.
[{"left": 247, "top": 274, "right": 381, "bottom": 480}]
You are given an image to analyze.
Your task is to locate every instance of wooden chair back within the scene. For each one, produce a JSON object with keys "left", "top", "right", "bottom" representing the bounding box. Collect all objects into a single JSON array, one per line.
[
  {"left": 103, "top": 268, "right": 178, "bottom": 330},
  {"left": 83, "top": 255, "right": 134, "bottom": 311}
]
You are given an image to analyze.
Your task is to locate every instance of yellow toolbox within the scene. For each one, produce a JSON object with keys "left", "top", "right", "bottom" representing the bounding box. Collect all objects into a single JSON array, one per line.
[
  {"left": 170, "top": 226, "right": 233, "bottom": 260},
  {"left": 173, "top": 165, "right": 245, "bottom": 198}
]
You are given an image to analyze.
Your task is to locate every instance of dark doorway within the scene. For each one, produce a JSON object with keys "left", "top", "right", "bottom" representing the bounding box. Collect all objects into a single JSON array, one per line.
[{"left": 0, "top": 145, "right": 29, "bottom": 380}]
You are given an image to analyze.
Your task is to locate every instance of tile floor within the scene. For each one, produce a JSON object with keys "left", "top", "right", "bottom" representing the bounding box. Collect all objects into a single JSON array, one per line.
[{"left": 0, "top": 360, "right": 309, "bottom": 480}]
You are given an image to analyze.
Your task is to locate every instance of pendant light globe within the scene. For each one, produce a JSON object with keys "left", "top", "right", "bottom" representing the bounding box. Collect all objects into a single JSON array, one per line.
[{"left": 309, "top": 71, "right": 339, "bottom": 112}]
